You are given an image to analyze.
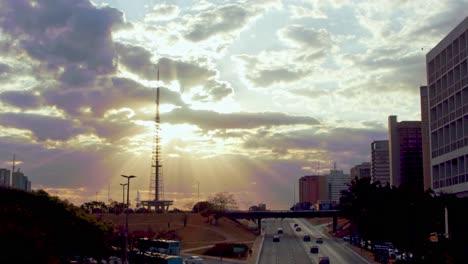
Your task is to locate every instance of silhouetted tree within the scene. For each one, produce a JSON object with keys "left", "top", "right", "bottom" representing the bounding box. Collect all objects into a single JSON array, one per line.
[{"left": 0, "top": 187, "right": 113, "bottom": 263}]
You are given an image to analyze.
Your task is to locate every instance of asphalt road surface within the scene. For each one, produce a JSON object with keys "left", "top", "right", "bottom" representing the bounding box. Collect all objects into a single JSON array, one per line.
[{"left": 259, "top": 218, "right": 374, "bottom": 264}]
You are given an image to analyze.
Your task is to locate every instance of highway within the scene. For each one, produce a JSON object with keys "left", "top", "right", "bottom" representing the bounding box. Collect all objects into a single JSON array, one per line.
[{"left": 259, "top": 218, "right": 374, "bottom": 264}]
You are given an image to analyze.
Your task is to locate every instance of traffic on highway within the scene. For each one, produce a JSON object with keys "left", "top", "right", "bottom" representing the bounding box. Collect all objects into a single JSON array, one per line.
[{"left": 259, "top": 218, "right": 374, "bottom": 264}]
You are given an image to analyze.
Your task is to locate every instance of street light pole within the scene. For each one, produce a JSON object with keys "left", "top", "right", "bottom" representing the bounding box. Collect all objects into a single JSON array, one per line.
[
  {"left": 197, "top": 181, "right": 200, "bottom": 213},
  {"left": 121, "top": 175, "right": 136, "bottom": 264},
  {"left": 120, "top": 183, "right": 127, "bottom": 204}
]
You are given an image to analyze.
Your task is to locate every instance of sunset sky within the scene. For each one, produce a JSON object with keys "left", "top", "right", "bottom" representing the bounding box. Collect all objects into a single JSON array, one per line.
[{"left": 0, "top": 0, "right": 466, "bottom": 209}]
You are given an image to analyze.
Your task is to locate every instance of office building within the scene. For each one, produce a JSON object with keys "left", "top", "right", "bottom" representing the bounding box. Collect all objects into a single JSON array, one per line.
[
  {"left": 426, "top": 16, "right": 468, "bottom": 196},
  {"left": 12, "top": 169, "right": 31, "bottom": 192},
  {"left": 388, "top": 116, "right": 424, "bottom": 190},
  {"left": 298, "top": 175, "right": 328, "bottom": 205},
  {"left": 420, "top": 86, "right": 432, "bottom": 190},
  {"left": 327, "top": 168, "right": 350, "bottom": 203},
  {"left": 0, "top": 168, "right": 10, "bottom": 187},
  {"left": 371, "top": 140, "right": 390, "bottom": 185},
  {"left": 350, "top": 162, "right": 371, "bottom": 180}
]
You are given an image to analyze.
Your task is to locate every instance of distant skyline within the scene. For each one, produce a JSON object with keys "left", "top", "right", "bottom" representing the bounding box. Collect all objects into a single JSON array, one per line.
[{"left": 0, "top": 0, "right": 466, "bottom": 209}]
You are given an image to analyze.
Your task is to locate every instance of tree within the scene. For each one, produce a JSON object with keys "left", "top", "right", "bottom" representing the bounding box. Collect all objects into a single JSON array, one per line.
[
  {"left": 80, "top": 200, "right": 109, "bottom": 214},
  {"left": 107, "top": 200, "right": 126, "bottom": 214},
  {"left": 192, "top": 201, "right": 215, "bottom": 213},
  {"left": 0, "top": 187, "right": 113, "bottom": 263},
  {"left": 208, "top": 192, "right": 238, "bottom": 212}
]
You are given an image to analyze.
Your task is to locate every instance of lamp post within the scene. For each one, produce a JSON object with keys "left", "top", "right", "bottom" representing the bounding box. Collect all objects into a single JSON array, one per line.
[
  {"left": 197, "top": 181, "right": 200, "bottom": 213},
  {"left": 120, "top": 183, "right": 127, "bottom": 204},
  {"left": 121, "top": 175, "right": 136, "bottom": 264}
]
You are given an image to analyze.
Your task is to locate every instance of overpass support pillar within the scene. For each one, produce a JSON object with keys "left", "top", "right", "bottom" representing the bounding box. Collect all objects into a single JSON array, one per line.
[
  {"left": 258, "top": 218, "right": 262, "bottom": 233},
  {"left": 332, "top": 216, "right": 338, "bottom": 233}
]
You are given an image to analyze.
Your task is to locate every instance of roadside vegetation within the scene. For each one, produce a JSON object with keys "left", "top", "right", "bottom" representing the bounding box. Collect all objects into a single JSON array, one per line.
[
  {"left": 339, "top": 177, "right": 468, "bottom": 263},
  {"left": 0, "top": 187, "right": 113, "bottom": 263}
]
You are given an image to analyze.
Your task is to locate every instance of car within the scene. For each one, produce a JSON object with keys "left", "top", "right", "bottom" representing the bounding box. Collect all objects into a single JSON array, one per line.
[
  {"left": 294, "top": 223, "right": 299, "bottom": 227},
  {"left": 185, "top": 255, "right": 204, "bottom": 264},
  {"left": 310, "top": 246, "right": 319, "bottom": 254},
  {"left": 343, "top": 235, "right": 350, "bottom": 241},
  {"left": 316, "top": 238, "right": 323, "bottom": 244},
  {"left": 295, "top": 227, "right": 302, "bottom": 232},
  {"left": 273, "top": 235, "right": 280, "bottom": 242},
  {"left": 318, "top": 256, "right": 330, "bottom": 264},
  {"left": 303, "top": 235, "right": 311, "bottom": 242},
  {"left": 277, "top": 228, "right": 283, "bottom": 234}
]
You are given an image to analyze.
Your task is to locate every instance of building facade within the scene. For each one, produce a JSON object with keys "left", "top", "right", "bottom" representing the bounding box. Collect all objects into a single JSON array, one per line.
[
  {"left": 350, "top": 162, "right": 371, "bottom": 180},
  {"left": 420, "top": 86, "right": 432, "bottom": 190},
  {"left": 388, "top": 116, "right": 424, "bottom": 190},
  {"left": 371, "top": 140, "right": 390, "bottom": 185},
  {"left": 0, "top": 168, "right": 10, "bottom": 187},
  {"left": 298, "top": 175, "right": 328, "bottom": 205},
  {"left": 12, "top": 169, "right": 31, "bottom": 192},
  {"left": 327, "top": 169, "right": 350, "bottom": 203},
  {"left": 426, "top": 16, "right": 468, "bottom": 196}
]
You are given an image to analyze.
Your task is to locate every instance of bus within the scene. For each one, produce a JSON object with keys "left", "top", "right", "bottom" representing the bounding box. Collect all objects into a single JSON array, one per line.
[{"left": 136, "top": 238, "right": 181, "bottom": 255}]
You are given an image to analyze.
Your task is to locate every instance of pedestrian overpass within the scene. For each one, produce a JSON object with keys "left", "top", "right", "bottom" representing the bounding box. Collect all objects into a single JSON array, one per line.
[{"left": 215, "top": 210, "right": 344, "bottom": 233}]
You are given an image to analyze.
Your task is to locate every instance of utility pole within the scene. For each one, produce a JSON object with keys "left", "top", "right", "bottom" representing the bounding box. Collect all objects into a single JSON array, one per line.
[
  {"left": 121, "top": 175, "right": 136, "bottom": 264},
  {"left": 197, "top": 181, "right": 200, "bottom": 213},
  {"left": 120, "top": 183, "right": 127, "bottom": 204}
]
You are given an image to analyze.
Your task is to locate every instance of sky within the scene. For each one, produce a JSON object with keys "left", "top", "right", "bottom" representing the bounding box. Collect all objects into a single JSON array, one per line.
[{"left": 0, "top": 0, "right": 467, "bottom": 209}]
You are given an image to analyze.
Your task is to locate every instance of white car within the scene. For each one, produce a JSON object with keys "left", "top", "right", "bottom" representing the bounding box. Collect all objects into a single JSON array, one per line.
[{"left": 185, "top": 256, "right": 204, "bottom": 264}]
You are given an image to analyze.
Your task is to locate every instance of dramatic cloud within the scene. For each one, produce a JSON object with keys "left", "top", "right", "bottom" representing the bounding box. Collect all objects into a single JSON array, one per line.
[
  {"left": 0, "top": 0, "right": 125, "bottom": 74},
  {"left": 0, "top": 91, "right": 43, "bottom": 109},
  {"left": 116, "top": 42, "right": 233, "bottom": 101},
  {"left": 278, "top": 25, "right": 333, "bottom": 49},
  {"left": 183, "top": 4, "right": 255, "bottom": 42},
  {"left": 163, "top": 108, "right": 319, "bottom": 130},
  {"left": 0, "top": 113, "right": 86, "bottom": 141},
  {"left": 145, "top": 4, "right": 180, "bottom": 22}
]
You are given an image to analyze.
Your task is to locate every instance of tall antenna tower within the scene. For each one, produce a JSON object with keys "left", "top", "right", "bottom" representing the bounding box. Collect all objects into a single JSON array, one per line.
[
  {"left": 149, "top": 70, "right": 163, "bottom": 202},
  {"left": 141, "top": 68, "right": 173, "bottom": 212}
]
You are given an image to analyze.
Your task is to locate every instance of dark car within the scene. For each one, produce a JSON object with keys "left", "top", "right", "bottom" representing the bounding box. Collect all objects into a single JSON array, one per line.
[
  {"left": 273, "top": 235, "right": 280, "bottom": 242},
  {"left": 318, "top": 256, "right": 330, "bottom": 264},
  {"left": 294, "top": 223, "right": 299, "bottom": 227},
  {"left": 277, "top": 228, "right": 283, "bottom": 234},
  {"left": 296, "top": 227, "right": 302, "bottom": 232},
  {"left": 310, "top": 246, "right": 319, "bottom": 254},
  {"left": 303, "top": 235, "right": 311, "bottom": 242},
  {"left": 316, "top": 238, "right": 323, "bottom": 244}
]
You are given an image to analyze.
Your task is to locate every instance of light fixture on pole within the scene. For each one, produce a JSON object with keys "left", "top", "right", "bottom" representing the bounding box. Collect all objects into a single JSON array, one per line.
[{"left": 121, "top": 175, "right": 136, "bottom": 264}]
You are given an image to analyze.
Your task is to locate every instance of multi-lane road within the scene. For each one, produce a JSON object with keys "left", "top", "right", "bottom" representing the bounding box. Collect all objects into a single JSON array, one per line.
[{"left": 259, "top": 218, "right": 374, "bottom": 264}]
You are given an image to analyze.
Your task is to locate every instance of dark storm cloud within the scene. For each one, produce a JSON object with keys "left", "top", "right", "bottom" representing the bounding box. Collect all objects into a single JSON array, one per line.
[
  {"left": 0, "top": 91, "right": 42, "bottom": 109},
  {"left": 0, "top": 0, "right": 124, "bottom": 74},
  {"left": 184, "top": 4, "right": 254, "bottom": 42},
  {"left": 116, "top": 42, "right": 233, "bottom": 101},
  {"left": 163, "top": 107, "right": 319, "bottom": 130},
  {"left": 0, "top": 112, "right": 86, "bottom": 141}
]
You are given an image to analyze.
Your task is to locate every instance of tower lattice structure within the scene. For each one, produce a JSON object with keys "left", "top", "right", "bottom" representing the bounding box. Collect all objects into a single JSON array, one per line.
[{"left": 149, "top": 85, "right": 163, "bottom": 202}]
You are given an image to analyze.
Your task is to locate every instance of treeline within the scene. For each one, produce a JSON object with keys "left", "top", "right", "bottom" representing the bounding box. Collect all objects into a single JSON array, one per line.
[
  {"left": 338, "top": 177, "right": 468, "bottom": 263},
  {"left": 0, "top": 187, "right": 113, "bottom": 263}
]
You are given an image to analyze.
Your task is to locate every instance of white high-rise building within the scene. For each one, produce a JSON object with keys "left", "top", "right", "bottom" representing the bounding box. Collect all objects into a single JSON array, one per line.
[
  {"left": 426, "top": 16, "right": 468, "bottom": 196},
  {"left": 327, "top": 168, "right": 350, "bottom": 203}
]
